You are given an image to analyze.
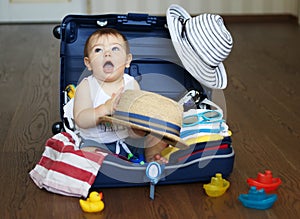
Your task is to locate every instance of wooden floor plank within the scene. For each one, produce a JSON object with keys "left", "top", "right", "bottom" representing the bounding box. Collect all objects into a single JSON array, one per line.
[{"left": 0, "top": 21, "right": 299, "bottom": 218}]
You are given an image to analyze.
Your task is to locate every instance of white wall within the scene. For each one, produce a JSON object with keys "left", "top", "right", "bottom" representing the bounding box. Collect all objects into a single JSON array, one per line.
[
  {"left": 0, "top": 0, "right": 298, "bottom": 23},
  {"left": 0, "top": 0, "right": 86, "bottom": 22},
  {"left": 90, "top": 0, "right": 298, "bottom": 16}
]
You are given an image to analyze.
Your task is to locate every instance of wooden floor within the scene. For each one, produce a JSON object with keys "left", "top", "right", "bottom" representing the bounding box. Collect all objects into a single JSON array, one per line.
[{"left": 0, "top": 20, "right": 300, "bottom": 219}]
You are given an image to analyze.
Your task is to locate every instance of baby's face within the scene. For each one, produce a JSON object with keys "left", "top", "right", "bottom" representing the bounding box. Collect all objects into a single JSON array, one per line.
[{"left": 85, "top": 34, "right": 132, "bottom": 82}]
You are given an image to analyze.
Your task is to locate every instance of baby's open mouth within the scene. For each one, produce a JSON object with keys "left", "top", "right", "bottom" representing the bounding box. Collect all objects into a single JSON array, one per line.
[{"left": 103, "top": 61, "right": 114, "bottom": 73}]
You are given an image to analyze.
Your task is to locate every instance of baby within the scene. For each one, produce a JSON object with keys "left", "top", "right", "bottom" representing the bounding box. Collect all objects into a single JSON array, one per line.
[{"left": 73, "top": 28, "right": 168, "bottom": 163}]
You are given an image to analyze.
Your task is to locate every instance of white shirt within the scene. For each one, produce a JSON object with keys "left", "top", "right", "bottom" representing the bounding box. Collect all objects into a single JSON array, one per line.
[{"left": 78, "top": 74, "right": 136, "bottom": 143}]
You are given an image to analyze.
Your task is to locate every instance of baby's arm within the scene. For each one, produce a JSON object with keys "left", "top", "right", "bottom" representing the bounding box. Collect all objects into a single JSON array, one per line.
[{"left": 73, "top": 80, "right": 123, "bottom": 129}]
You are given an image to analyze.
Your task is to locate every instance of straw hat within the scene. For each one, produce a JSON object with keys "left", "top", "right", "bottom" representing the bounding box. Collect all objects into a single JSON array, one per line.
[
  {"left": 166, "top": 4, "right": 233, "bottom": 89},
  {"left": 100, "top": 90, "right": 188, "bottom": 149}
]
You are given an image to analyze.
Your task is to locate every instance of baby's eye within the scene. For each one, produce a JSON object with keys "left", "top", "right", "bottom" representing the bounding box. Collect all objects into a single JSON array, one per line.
[
  {"left": 94, "top": 48, "right": 102, "bottom": 53},
  {"left": 112, "top": 46, "right": 120, "bottom": 52}
]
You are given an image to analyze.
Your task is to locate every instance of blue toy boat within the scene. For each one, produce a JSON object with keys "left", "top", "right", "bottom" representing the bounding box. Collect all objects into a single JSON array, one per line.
[{"left": 238, "top": 186, "right": 277, "bottom": 210}]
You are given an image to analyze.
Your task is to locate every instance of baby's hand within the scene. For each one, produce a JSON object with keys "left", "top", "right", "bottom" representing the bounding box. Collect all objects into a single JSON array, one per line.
[{"left": 105, "top": 87, "right": 124, "bottom": 115}]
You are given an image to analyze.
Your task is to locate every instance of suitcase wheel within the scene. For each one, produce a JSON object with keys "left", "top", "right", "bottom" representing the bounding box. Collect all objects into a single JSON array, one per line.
[
  {"left": 52, "top": 121, "right": 64, "bottom": 135},
  {"left": 53, "top": 25, "right": 61, "bottom": 39}
]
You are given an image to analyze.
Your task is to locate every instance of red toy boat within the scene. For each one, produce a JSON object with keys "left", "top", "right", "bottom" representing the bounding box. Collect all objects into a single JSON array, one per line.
[{"left": 247, "top": 170, "right": 281, "bottom": 192}]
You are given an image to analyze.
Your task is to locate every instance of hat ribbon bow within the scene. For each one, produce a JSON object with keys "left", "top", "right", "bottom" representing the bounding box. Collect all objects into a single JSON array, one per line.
[{"left": 178, "top": 16, "right": 189, "bottom": 38}]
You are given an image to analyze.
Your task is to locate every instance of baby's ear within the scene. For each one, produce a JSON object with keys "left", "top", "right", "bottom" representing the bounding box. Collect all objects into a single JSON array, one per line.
[
  {"left": 125, "top": 53, "right": 133, "bottom": 68},
  {"left": 84, "top": 57, "right": 92, "bottom": 71}
]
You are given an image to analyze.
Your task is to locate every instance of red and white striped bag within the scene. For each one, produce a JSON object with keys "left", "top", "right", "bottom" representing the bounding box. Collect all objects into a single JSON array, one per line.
[{"left": 29, "top": 132, "right": 107, "bottom": 198}]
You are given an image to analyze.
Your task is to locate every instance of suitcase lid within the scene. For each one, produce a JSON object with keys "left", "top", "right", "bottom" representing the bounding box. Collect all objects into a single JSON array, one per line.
[
  {"left": 56, "top": 13, "right": 181, "bottom": 63},
  {"left": 54, "top": 13, "right": 208, "bottom": 117}
]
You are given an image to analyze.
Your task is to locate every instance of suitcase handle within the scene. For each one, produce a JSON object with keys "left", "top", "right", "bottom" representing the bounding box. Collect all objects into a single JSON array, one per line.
[
  {"left": 115, "top": 13, "right": 160, "bottom": 30},
  {"left": 127, "top": 13, "right": 149, "bottom": 21}
]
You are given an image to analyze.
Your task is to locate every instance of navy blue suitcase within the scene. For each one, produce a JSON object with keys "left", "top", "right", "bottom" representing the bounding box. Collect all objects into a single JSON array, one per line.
[{"left": 52, "top": 13, "right": 234, "bottom": 189}]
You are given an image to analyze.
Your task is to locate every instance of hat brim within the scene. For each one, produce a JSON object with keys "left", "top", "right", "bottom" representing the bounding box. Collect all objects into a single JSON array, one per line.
[
  {"left": 167, "top": 4, "right": 227, "bottom": 89},
  {"left": 99, "top": 116, "right": 189, "bottom": 150}
]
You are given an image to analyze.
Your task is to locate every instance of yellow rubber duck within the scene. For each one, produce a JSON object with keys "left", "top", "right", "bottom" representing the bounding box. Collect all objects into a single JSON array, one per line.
[
  {"left": 203, "top": 173, "right": 230, "bottom": 197},
  {"left": 79, "top": 191, "right": 105, "bottom": 213}
]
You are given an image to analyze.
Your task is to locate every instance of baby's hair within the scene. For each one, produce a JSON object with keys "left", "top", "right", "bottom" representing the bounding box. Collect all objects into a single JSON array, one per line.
[{"left": 84, "top": 28, "right": 130, "bottom": 57}]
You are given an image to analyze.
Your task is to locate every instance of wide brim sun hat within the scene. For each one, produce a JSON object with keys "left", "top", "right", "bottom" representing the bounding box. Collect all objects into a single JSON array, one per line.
[
  {"left": 166, "top": 4, "right": 233, "bottom": 89},
  {"left": 99, "top": 90, "right": 189, "bottom": 149}
]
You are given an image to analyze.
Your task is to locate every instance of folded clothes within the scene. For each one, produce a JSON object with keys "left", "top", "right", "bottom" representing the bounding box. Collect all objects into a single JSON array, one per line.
[
  {"left": 183, "top": 130, "right": 232, "bottom": 146},
  {"left": 29, "top": 132, "right": 107, "bottom": 198},
  {"left": 169, "top": 137, "right": 232, "bottom": 163},
  {"left": 180, "top": 100, "right": 231, "bottom": 144}
]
